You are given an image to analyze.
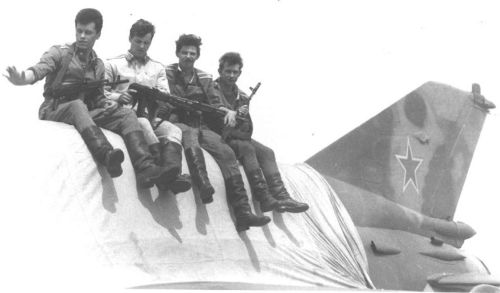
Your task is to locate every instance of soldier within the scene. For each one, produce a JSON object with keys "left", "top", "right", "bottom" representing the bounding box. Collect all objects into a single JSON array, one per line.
[
  {"left": 212, "top": 52, "right": 309, "bottom": 213},
  {"left": 104, "top": 19, "right": 191, "bottom": 194},
  {"left": 4, "top": 8, "right": 174, "bottom": 189},
  {"left": 163, "top": 34, "right": 270, "bottom": 232}
]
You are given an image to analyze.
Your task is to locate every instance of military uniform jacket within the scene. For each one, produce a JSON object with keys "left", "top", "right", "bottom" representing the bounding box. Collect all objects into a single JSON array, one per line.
[
  {"left": 212, "top": 79, "right": 253, "bottom": 140},
  {"left": 29, "top": 43, "right": 107, "bottom": 119},
  {"left": 164, "top": 63, "right": 223, "bottom": 127}
]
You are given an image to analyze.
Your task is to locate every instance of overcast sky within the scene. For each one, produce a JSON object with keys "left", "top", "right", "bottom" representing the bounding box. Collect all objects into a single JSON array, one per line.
[{"left": 1, "top": 0, "right": 499, "bottom": 277}]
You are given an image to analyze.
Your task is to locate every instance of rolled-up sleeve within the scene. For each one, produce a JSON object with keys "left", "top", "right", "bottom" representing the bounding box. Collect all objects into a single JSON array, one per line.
[
  {"left": 156, "top": 64, "right": 170, "bottom": 94},
  {"left": 27, "top": 46, "right": 62, "bottom": 83}
]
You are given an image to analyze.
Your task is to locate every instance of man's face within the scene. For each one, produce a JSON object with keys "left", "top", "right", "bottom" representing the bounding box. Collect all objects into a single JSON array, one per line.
[
  {"left": 176, "top": 45, "right": 199, "bottom": 70},
  {"left": 129, "top": 33, "right": 153, "bottom": 59},
  {"left": 75, "top": 22, "right": 100, "bottom": 51},
  {"left": 220, "top": 63, "right": 241, "bottom": 86}
]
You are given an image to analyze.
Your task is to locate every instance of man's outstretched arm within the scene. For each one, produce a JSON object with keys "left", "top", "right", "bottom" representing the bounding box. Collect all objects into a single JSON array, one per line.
[{"left": 4, "top": 66, "right": 35, "bottom": 86}]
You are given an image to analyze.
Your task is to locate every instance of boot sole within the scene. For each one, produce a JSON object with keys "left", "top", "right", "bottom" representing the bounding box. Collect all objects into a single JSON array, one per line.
[
  {"left": 170, "top": 179, "right": 192, "bottom": 194},
  {"left": 278, "top": 205, "right": 309, "bottom": 213},
  {"left": 106, "top": 150, "right": 125, "bottom": 178},
  {"left": 153, "top": 167, "right": 179, "bottom": 187},
  {"left": 236, "top": 216, "right": 271, "bottom": 232},
  {"left": 261, "top": 201, "right": 282, "bottom": 213},
  {"left": 138, "top": 166, "right": 180, "bottom": 189},
  {"left": 236, "top": 224, "right": 249, "bottom": 232},
  {"left": 200, "top": 186, "right": 215, "bottom": 204}
]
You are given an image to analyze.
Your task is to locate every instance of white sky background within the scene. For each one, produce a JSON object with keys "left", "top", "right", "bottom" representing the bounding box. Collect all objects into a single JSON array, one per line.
[{"left": 0, "top": 0, "right": 499, "bottom": 282}]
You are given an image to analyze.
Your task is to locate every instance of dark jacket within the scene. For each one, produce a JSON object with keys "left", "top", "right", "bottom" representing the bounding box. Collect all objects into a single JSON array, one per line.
[
  {"left": 164, "top": 63, "right": 223, "bottom": 127},
  {"left": 29, "top": 43, "right": 107, "bottom": 118},
  {"left": 212, "top": 79, "right": 253, "bottom": 140}
]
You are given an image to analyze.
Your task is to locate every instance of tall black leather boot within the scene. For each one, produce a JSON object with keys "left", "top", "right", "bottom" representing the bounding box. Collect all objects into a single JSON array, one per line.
[
  {"left": 124, "top": 131, "right": 177, "bottom": 189},
  {"left": 185, "top": 147, "right": 214, "bottom": 203},
  {"left": 266, "top": 173, "right": 309, "bottom": 213},
  {"left": 226, "top": 174, "right": 271, "bottom": 232},
  {"left": 149, "top": 142, "right": 161, "bottom": 165},
  {"left": 157, "top": 138, "right": 192, "bottom": 194},
  {"left": 246, "top": 169, "right": 280, "bottom": 213},
  {"left": 80, "top": 126, "right": 124, "bottom": 178}
]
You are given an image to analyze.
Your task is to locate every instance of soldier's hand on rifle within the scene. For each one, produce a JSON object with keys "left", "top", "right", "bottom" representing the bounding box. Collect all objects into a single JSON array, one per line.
[
  {"left": 238, "top": 105, "right": 249, "bottom": 115},
  {"left": 157, "top": 105, "right": 170, "bottom": 118},
  {"left": 103, "top": 99, "right": 119, "bottom": 114},
  {"left": 223, "top": 109, "right": 237, "bottom": 127},
  {"left": 4, "top": 66, "right": 34, "bottom": 86},
  {"left": 118, "top": 89, "right": 135, "bottom": 105}
]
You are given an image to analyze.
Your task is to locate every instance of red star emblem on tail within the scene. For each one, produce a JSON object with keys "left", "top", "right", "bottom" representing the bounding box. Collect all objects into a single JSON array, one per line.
[{"left": 395, "top": 137, "right": 423, "bottom": 193}]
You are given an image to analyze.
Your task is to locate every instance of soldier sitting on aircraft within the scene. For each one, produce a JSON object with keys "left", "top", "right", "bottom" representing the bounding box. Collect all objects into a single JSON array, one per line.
[
  {"left": 161, "top": 34, "right": 270, "bottom": 232},
  {"left": 4, "top": 8, "right": 174, "bottom": 189},
  {"left": 211, "top": 52, "right": 309, "bottom": 213},
  {"left": 104, "top": 19, "right": 191, "bottom": 194}
]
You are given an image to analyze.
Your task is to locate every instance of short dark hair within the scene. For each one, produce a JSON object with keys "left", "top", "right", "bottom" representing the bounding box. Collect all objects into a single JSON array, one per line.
[
  {"left": 75, "top": 8, "right": 103, "bottom": 34},
  {"left": 129, "top": 19, "right": 155, "bottom": 40},
  {"left": 218, "top": 52, "right": 244, "bottom": 72},
  {"left": 175, "top": 34, "right": 202, "bottom": 56}
]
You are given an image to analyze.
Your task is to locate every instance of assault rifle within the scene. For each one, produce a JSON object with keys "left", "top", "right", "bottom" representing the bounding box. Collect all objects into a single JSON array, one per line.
[
  {"left": 247, "top": 82, "right": 261, "bottom": 101},
  {"left": 128, "top": 83, "right": 249, "bottom": 124},
  {"left": 47, "top": 76, "right": 129, "bottom": 98},
  {"left": 220, "top": 82, "right": 261, "bottom": 141}
]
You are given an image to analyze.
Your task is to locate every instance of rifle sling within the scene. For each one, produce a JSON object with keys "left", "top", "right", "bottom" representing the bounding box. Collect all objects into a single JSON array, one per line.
[{"left": 50, "top": 46, "right": 76, "bottom": 110}]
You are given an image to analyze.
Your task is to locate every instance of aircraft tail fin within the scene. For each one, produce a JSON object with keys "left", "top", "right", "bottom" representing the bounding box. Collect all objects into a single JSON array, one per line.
[{"left": 306, "top": 81, "right": 494, "bottom": 221}]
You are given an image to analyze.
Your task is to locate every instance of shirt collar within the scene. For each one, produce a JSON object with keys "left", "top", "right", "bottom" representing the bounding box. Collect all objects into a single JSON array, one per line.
[
  {"left": 176, "top": 64, "right": 196, "bottom": 84},
  {"left": 125, "top": 51, "right": 150, "bottom": 64},
  {"left": 215, "top": 78, "right": 240, "bottom": 100},
  {"left": 72, "top": 43, "right": 99, "bottom": 67}
]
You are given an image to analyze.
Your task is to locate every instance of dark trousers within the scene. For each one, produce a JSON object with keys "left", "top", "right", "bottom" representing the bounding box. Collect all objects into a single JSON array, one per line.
[
  {"left": 43, "top": 99, "right": 142, "bottom": 134},
  {"left": 42, "top": 99, "right": 148, "bottom": 169},
  {"left": 228, "top": 138, "right": 280, "bottom": 177},
  {"left": 176, "top": 123, "right": 247, "bottom": 206}
]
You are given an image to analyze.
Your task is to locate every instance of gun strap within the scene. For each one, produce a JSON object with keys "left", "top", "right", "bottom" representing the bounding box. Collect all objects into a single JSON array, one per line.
[
  {"left": 48, "top": 45, "right": 75, "bottom": 110},
  {"left": 153, "top": 118, "right": 165, "bottom": 130},
  {"left": 51, "top": 44, "right": 75, "bottom": 92}
]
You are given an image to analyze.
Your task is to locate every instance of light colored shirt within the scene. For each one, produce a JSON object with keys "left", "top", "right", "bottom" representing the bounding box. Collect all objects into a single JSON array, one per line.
[{"left": 104, "top": 51, "right": 169, "bottom": 101}]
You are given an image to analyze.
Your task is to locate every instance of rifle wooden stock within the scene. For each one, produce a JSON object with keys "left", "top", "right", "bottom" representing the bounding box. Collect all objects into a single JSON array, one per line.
[{"left": 128, "top": 83, "right": 249, "bottom": 123}]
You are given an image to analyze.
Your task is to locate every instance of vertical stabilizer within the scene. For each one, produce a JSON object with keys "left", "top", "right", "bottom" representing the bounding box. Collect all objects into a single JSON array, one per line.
[{"left": 307, "top": 82, "right": 493, "bottom": 221}]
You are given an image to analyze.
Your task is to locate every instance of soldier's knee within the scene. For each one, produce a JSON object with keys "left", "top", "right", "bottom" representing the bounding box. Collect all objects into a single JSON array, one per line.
[
  {"left": 259, "top": 144, "right": 275, "bottom": 160},
  {"left": 66, "top": 99, "right": 87, "bottom": 112},
  {"left": 220, "top": 145, "right": 237, "bottom": 161},
  {"left": 117, "top": 108, "right": 140, "bottom": 123},
  {"left": 137, "top": 117, "right": 152, "bottom": 130},
  {"left": 167, "top": 127, "right": 182, "bottom": 144},
  {"left": 266, "top": 148, "right": 276, "bottom": 159},
  {"left": 240, "top": 143, "right": 256, "bottom": 156},
  {"left": 122, "top": 107, "right": 137, "bottom": 117},
  {"left": 157, "top": 122, "right": 182, "bottom": 144}
]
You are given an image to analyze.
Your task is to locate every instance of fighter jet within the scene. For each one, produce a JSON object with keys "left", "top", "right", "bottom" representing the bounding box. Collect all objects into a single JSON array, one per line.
[
  {"left": 307, "top": 81, "right": 499, "bottom": 291},
  {"left": 4, "top": 81, "right": 499, "bottom": 291}
]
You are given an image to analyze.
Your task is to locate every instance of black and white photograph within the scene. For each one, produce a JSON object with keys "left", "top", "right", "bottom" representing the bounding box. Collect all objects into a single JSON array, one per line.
[{"left": 1, "top": 0, "right": 499, "bottom": 291}]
